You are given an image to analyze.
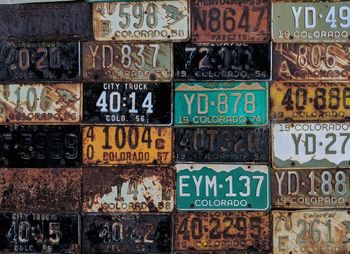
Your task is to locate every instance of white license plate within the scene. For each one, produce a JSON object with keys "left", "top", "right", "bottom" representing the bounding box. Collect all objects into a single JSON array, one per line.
[
  {"left": 272, "top": 122, "right": 350, "bottom": 169},
  {"left": 92, "top": 1, "right": 190, "bottom": 41}
]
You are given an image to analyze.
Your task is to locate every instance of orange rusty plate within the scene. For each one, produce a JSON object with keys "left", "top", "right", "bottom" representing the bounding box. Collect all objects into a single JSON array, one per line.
[
  {"left": 174, "top": 211, "right": 271, "bottom": 252},
  {"left": 82, "top": 126, "right": 172, "bottom": 166},
  {"left": 270, "top": 81, "right": 350, "bottom": 121},
  {"left": 0, "top": 83, "right": 81, "bottom": 124},
  {"left": 0, "top": 168, "right": 81, "bottom": 212},
  {"left": 191, "top": 0, "right": 269, "bottom": 44},
  {"left": 273, "top": 210, "right": 350, "bottom": 254},
  {"left": 273, "top": 43, "right": 350, "bottom": 81},
  {"left": 82, "top": 167, "right": 175, "bottom": 213}
]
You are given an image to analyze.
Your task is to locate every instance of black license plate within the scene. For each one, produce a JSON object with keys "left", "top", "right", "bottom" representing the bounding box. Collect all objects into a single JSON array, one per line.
[
  {"left": 174, "top": 43, "right": 271, "bottom": 80},
  {"left": 0, "top": 2, "right": 92, "bottom": 40},
  {"left": 0, "top": 41, "right": 79, "bottom": 81},
  {"left": 0, "top": 212, "right": 79, "bottom": 254},
  {"left": 83, "top": 83, "right": 172, "bottom": 125},
  {"left": 82, "top": 214, "right": 172, "bottom": 254},
  {"left": 0, "top": 125, "right": 81, "bottom": 167},
  {"left": 175, "top": 127, "right": 269, "bottom": 162}
]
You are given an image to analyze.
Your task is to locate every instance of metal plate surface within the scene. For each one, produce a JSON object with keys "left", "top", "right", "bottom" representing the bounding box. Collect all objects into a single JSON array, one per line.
[
  {"left": 272, "top": 122, "right": 350, "bottom": 169},
  {"left": 82, "top": 42, "right": 173, "bottom": 82},
  {"left": 82, "top": 126, "right": 172, "bottom": 166},
  {"left": 0, "top": 125, "right": 81, "bottom": 168},
  {"left": 175, "top": 211, "right": 271, "bottom": 252},
  {"left": 270, "top": 82, "right": 350, "bottom": 122},
  {"left": 82, "top": 167, "right": 175, "bottom": 213},
  {"left": 2, "top": 0, "right": 76, "bottom": 3},
  {"left": 176, "top": 164, "right": 270, "bottom": 211},
  {"left": 175, "top": 127, "right": 269, "bottom": 163},
  {"left": 174, "top": 43, "right": 271, "bottom": 81},
  {"left": 192, "top": 0, "right": 269, "bottom": 43},
  {"left": 92, "top": 1, "right": 190, "bottom": 41},
  {"left": 273, "top": 43, "right": 350, "bottom": 80},
  {"left": 174, "top": 82, "right": 268, "bottom": 127},
  {"left": 83, "top": 83, "right": 172, "bottom": 125},
  {"left": 82, "top": 214, "right": 171, "bottom": 253},
  {"left": 0, "top": 212, "right": 79, "bottom": 254},
  {"left": 273, "top": 210, "right": 350, "bottom": 254},
  {"left": 0, "top": 2, "right": 92, "bottom": 40},
  {"left": 0, "top": 83, "right": 81, "bottom": 124},
  {"left": 0, "top": 41, "right": 79, "bottom": 82},
  {"left": 0, "top": 168, "right": 81, "bottom": 212},
  {"left": 273, "top": 168, "right": 350, "bottom": 209},
  {"left": 272, "top": 2, "right": 350, "bottom": 43}
]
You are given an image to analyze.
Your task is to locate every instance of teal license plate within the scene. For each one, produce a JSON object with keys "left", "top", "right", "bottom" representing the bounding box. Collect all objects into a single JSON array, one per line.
[
  {"left": 174, "top": 82, "right": 268, "bottom": 126},
  {"left": 176, "top": 164, "right": 270, "bottom": 211}
]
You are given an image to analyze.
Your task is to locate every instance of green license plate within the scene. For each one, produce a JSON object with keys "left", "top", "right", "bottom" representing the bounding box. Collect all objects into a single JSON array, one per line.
[
  {"left": 272, "top": 2, "right": 350, "bottom": 43},
  {"left": 176, "top": 164, "right": 270, "bottom": 211},
  {"left": 174, "top": 82, "right": 268, "bottom": 126}
]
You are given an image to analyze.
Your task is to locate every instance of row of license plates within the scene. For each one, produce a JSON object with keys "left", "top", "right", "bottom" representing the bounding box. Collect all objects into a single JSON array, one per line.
[
  {"left": 3, "top": 1, "right": 350, "bottom": 43},
  {"left": 2, "top": 81, "right": 350, "bottom": 124},
  {"left": 3, "top": 41, "right": 350, "bottom": 82},
  {"left": 1, "top": 211, "right": 350, "bottom": 253}
]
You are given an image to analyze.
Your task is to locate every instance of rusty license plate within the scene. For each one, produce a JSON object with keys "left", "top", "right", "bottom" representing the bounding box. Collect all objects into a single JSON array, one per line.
[
  {"left": 0, "top": 83, "right": 81, "bottom": 124},
  {"left": 272, "top": 122, "right": 350, "bottom": 169},
  {"left": 0, "top": 41, "right": 79, "bottom": 82},
  {"left": 82, "top": 42, "right": 172, "bottom": 82},
  {"left": 270, "top": 82, "right": 350, "bottom": 122},
  {"left": 0, "top": 212, "right": 79, "bottom": 254},
  {"left": 272, "top": 2, "right": 350, "bottom": 43},
  {"left": 273, "top": 210, "right": 350, "bottom": 254},
  {"left": 273, "top": 169, "right": 350, "bottom": 209},
  {"left": 175, "top": 211, "right": 271, "bottom": 252},
  {"left": 82, "top": 126, "right": 172, "bottom": 166},
  {"left": 83, "top": 83, "right": 172, "bottom": 125},
  {"left": 174, "top": 43, "right": 271, "bottom": 81},
  {"left": 0, "top": 168, "right": 81, "bottom": 212},
  {"left": 273, "top": 43, "right": 350, "bottom": 81},
  {"left": 0, "top": 2, "right": 92, "bottom": 40},
  {"left": 82, "top": 214, "right": 171, "bottom": 253},
  {"left": 82, "top": 167, "right": 175, "bottom": 213},
  {"left": 175, "top": 127, "right": 269, "bottom": 163},
  {"left": 92, "top": 1, "right": 190, "bottom": 42},
  {"left": 192, "top": 0, "right": 269, "bottom": 44},
  {"left": 0, "top": 125, "right": 81, "bottom": 168}
]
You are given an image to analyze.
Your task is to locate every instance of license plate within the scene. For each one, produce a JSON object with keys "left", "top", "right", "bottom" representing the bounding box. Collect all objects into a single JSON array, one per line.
[
  {"left": 82, "top": 126, "right": 172, "bottom": 165},
  {"left": 192, "top": 0, "right": 269, "bottom": 44},
  {"left": 272, "top": 2, "right": 350, "bottom": 43},
  {"left": 0, "top": 41, "right": 79, "bottom": 82},
  {"left": 270, "top": 82, "right": 350, "bottom": 121},
  {"left": 0, "top": 125, "right": 81, "bottom": 168},
  {"left": 83, "top": 83, "right": 172, "bottom": 125},
  {"left": 272, "top": 122, "right": 350, "bottom": 169},
  {"left": 82, "top": 167, "right": 175, "bottom": 212},
  {"left": 174, "top": 43, "right": 271, "bottom": 81},
  {"left": 82, "top": 42, "right": 173, "bottom": 82},
  {"left": 273, "top": 210, "right": 350, "bottom": 254},
  {"left": 175, "top": 211, "right": 271, "bottom": 252},
  {"left": 175, "top": 127, "right": 269, "bottom": 162},
  {"left": 0, "top": 83, "right": 81, "bottom": 124},
  {"left": 82, "top": 214, "right": 171, "bottom": 253},
  {"left": 0, "top": 212, "right": 79, "bottom": 254},
  {"left": 273, "top": 169, "right": 350, "bottom": 209},
  {"left": 273, "top": 43, "right": 350, "bottom": 80},
  {"left": 174, "top": 82, "right": 268, "bottom": 127},
  {"left": 0, "top": 168, "right": 81, "bottom": 212},
  {"left": 1, "top": 0, "right": 76, "bottom": 4},
  {"left": 92, "top": 1, "right": 190, "bottom": 41},
  {"left": 0, "top": 2, "right": 92, "bottom": 40},
  {"left": 176, "top": 164, "right": 270, "bottom": 211}
]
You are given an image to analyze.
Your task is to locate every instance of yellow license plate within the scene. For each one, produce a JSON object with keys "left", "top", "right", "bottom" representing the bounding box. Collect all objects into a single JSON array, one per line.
[
  {"left": 270, "top": 82, "right": 350, "bottom": 121},
  {"left": 82, "top": 126, "right": 172, "bottom": 165}
]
